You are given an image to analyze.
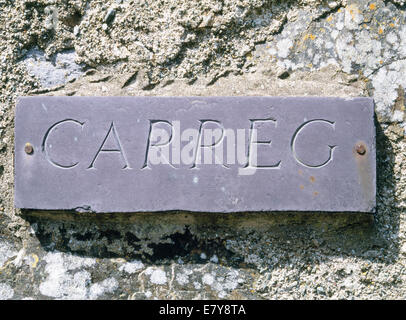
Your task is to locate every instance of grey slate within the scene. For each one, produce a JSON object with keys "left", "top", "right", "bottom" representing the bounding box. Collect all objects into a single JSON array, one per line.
[{"left": 14, "top": 96, "right": 376, "bottom": 213}]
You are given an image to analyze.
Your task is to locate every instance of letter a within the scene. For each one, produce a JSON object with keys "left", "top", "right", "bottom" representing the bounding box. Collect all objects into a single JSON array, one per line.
[{"left": 88, "top": 122, "right": 131, "bottom": 169}]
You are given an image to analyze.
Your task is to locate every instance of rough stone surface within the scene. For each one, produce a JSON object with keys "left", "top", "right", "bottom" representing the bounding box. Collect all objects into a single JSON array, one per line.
[
  {"left": 0, "top": 0, "right": 406, "bottom": 300},
  {"left": 22, "top": 48, "right": 84, "bottom": 88}
]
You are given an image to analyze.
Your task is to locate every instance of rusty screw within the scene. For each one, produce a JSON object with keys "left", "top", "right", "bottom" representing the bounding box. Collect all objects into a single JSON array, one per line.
[
  {"left": 24, "top": 143, "right": 33, "bottom": 155},
  {"left": 355, "top": 143, "right": 366, "bottom": 155}
]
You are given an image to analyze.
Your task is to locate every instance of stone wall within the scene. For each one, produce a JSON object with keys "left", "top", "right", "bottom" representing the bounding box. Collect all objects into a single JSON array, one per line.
[{"left": 0, "top": 0, "right": 405, "bottom": 299}]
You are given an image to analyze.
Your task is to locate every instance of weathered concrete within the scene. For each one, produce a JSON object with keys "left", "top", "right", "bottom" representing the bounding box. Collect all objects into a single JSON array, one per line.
[{"left": 0, "top": 0, "right": 406, "bottom": 300}]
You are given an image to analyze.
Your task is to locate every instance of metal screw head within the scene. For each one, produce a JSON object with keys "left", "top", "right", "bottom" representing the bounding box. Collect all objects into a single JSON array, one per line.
[
  {"left": 24, "top": 143, "right": 33, "bottom": 155},
  {"left": 355, "top": 143, "right": 366, "bottom": 155}
]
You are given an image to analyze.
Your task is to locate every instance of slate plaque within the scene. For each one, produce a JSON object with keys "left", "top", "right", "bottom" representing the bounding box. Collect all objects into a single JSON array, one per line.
[{"left": 14, "top": 96, "right": 376, "bottom": 213}]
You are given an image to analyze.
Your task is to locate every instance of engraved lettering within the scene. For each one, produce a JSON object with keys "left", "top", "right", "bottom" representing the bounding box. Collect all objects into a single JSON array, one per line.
[
  {"left": 291, "top": 119, "right": 336, "bottom": 168},
  {"left": 42, "top": 119, "right": 84, "bottom": 169},
  {"left": 142, "top": 120, "right": 175, "bottom": 169},
  {"left": 191, "top": 120, "right": 228, "bottom": 169},
  {"left": 239, "top": 118, "right": 281, "bottom": 176},
  {"left": 88, "top": 121, "right": 131, "bottom": 169},
  {"left": 42, "top": 116, "right": 337, "bottom": 171}
]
